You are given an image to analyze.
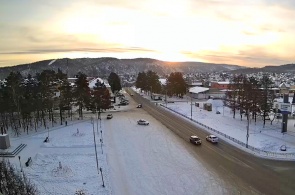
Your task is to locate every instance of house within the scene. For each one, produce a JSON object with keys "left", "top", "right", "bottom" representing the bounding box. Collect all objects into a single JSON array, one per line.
[
  {"left": 189, "top": 86, "right": 209, "bottom": 99},
  {"left": 210, "top": 81, "right": 230, "bottom": 90},
  {"left": 279, "top": 82, "right": 290, "bottom": 95},
  {"left": 151, "top": 93, "right": 163, "bottom": 101},
  {"left": 188, "top": 81, "right": 203, "bottom": 87}
]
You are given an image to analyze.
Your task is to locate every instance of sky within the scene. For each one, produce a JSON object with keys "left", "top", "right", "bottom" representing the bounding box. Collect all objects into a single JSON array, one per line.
[{"left": 0, "top": 0, "right": 295, "bottom": 68}]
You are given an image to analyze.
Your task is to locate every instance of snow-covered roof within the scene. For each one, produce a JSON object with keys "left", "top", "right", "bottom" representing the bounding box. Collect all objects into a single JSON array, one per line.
[
  {"left": 88, "top": 77, "right": 105, "bottom": 89},
  {"left": 159, "top": 78, "right": 166, "bottom": 85},
  {"left": 189, "top": 86, "right": 209, "bottom": 94},
  {"left": 279, "top": 83, "right": 290, "bottom": 88},
  {"left": 190, "top": 82, "right": 203, "bottom": 86},
  {"left": 216, "top": 81, "right": 230, "bottom": 84},
  {"left": 220, "top": 89, "right": 229, "bottom": 92}
]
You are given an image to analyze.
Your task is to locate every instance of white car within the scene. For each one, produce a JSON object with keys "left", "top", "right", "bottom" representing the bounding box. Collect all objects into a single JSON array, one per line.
[
  {"left": 137, "top": 119, "right": 149, "bottom": 125},
  {"left": 206, "top": 135, "right": 218, "bottom": 143}
]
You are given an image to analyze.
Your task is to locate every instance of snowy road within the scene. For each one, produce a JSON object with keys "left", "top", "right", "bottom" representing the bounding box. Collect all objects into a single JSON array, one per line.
[{"left": 104, "top": 99, "right": 257, "bottom": 195}]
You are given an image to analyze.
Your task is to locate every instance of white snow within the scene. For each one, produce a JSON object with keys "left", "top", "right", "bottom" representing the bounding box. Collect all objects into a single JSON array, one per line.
[
  {"left": 2, "top": 88, "right": 295, "bottom": 194},
  {"left": 189, "top": 86, "right": 209, "bottom": 94},
  {"left": 48, "top": 59, "right": 57, "bottom": 66}
]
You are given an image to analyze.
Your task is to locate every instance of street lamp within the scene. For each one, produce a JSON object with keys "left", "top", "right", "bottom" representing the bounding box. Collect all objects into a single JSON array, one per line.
[
  {"left": 99, "top": 167, "right": 105, "bottom": 187},
  {"left": 190, "top": 93, "right": 193, "bottom": 120},
  {"left": 246, "top": 110, "right": 250, "bottom": 148},
  {"left": 100, "top": 138, "right": 103, "bottom": 154},
  {"left": 91, "top": 117, "right": 100, "bottom": 175},
  {"left": 18, "top": 156, "right": 22, "bottom": 172}
]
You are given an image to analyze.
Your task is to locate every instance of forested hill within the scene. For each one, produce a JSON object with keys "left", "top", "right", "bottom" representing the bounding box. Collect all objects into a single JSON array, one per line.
[
  {"left": 230, "top": 63, "right": 295, "bottom": 74},
  {"left": 0, "top": 57, "right": 244, "bottom": 79}
]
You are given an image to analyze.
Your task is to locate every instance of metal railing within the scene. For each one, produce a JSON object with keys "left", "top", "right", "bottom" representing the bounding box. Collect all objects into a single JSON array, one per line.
[{"left": 160, "top": 104, "right": 295, "bottom": 160}]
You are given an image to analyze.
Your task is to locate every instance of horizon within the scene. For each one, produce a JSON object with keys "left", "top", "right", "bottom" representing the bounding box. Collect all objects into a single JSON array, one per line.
[
  {"left": 1, "top": 0, "right": 295, "bottom": 68},
  {"left": 0, "top": 56, "right": 283, "bottom": 69}
]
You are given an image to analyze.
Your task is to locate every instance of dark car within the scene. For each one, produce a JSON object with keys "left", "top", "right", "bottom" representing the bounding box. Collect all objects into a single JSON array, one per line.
[
  {"left": 106, "top": 114, "right": 113, "bottom": 119},
  {"left": 189, "top": 135, "right": 202, "bottom": 145},
  {"left": 137, "top": 104, "right": 142, "bottom": 108}
]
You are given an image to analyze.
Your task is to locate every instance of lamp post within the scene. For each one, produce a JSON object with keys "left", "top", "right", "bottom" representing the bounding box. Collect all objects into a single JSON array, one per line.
[
  {"left": 246, "top": 110, "right": 250, "bottom": 148},
  {"left": 99, "top": 167, "right": 105, "bottom": 187},
  {"left": 100, "top": 138, "right": 103, "bottom": 154},
  {"left": 18, "top": 156, "right": 22, "bottom": 172},
  {"left": 91, "top": 117, "right": 99, "bottom": 175},
  {"left": 190, "top": 93, "right": 193, "bottom": 120},
  {"left": 165, "top": 87, "right": 167, "bottom": 107}
]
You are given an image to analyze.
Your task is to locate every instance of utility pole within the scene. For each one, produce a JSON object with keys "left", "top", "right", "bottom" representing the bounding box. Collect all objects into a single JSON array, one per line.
[
  {"left": 190, "top": 93, "right": 193, "bottom": 120},
  {"left": 165, "top": 88, "right": 167, "bottom": 107},
  {"left": 246, "top": 110, "right": 250, "bottom": 148},
  {"left": 282, "top": 94, "right": 289, "bottom": 133},
  {"left": 91, "top": 118, "right": 99, "bottom": 175}
]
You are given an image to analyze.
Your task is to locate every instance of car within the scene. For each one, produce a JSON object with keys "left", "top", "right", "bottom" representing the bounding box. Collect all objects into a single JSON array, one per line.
[
  {"left": 216, "top": 111, "right": 221, "bottom": 114},
  {"left": 206, "top": 135, "right": 218, "bottom": 143},
  {"left": 130, "top": 94, "right": 134, "bottom": 96},
  {"left": 106, "top": 114, "right": 113, "bottom": 119},
  {"left": 137, "top": 104, "right": 142, "bottom": 108},
  {"left": 189, "top": 135, "right": 202, "bottom": 145},
  {"left": 137, "top": 119, "right": 149, "bottom": 125},
  {"left": 119, "top": 101, "right": 129, "bottom": 106}
]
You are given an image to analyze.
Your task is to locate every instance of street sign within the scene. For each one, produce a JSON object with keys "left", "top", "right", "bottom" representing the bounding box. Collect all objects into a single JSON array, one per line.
[{"left": 279, "top": 103, "right": 291, "bottom": 114}]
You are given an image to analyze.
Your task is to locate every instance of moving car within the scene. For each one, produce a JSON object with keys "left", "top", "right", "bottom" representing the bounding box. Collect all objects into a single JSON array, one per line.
[
  {"left": 137, "top": 119, "right": 149, "bottom": 125},
  {"left": 206, "top": 135, "right": 218, "bottom": 143},
  {"left": 189, "top": 135, "right": 202, "bottom": 145},
  {"left": 137, "top": 104, "right": 142, "bottom": 108},
  {"left": 106, "top": 114, "right": 113, "bottom": 119}
]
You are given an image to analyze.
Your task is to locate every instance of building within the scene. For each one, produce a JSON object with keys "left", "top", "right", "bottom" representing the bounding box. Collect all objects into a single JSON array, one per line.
[
  {"left": 189, "top": 86, "right": 210, "bottom": 99},
  {"left": 211, "top": 81, "right": 230, "bottom": 90}
]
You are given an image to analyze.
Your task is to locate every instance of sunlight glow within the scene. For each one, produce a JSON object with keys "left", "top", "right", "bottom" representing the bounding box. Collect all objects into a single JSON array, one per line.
[{"left": 1, "top": 0, "right": 294, "bottom": 67}]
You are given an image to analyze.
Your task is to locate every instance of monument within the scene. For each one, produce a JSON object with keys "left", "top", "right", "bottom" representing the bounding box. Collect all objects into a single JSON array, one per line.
[{"left": 0, "top": 133, "right": 11, "bottom": 149}]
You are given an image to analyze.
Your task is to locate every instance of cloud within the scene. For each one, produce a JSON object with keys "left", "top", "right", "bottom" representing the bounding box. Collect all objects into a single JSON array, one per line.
[
  {"left": 182, "top": 46, "right": 293, "bottom": 67},
  {"left": 0, "top": 47, "right": 156, "bottom": 55}
]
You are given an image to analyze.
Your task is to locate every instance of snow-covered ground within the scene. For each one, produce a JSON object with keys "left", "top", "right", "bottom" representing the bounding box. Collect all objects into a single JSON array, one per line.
[
  {"left": 2, "top": 88, "right": 295, "bottom": 194},
  {"left": 1, "top": 92, "right": 242, "bottom": 194},
  {"left": 133, "top": 87, "right": 295, "bottom": 160}
]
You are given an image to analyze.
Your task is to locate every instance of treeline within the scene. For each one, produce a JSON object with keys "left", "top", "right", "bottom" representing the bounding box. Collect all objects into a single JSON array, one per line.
[
  {"left": 224, "top": 74, "right": 275, "bottom": 126},
  {"left": 0, "top": 69, "right": 121, "bottom": 136},
  {"left": 135, "top": 71, "right": 187, "bottom": 97}
]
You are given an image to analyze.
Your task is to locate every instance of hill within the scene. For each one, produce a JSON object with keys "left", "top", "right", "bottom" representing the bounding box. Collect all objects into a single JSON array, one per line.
[{"left": 0, "top": 57, "right": 244, "bottom": 79}]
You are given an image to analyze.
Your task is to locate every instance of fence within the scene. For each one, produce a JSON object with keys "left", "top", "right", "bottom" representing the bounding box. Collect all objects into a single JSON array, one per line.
[{"left": 160, "top": 104, "right": 295, "bottom": 160}]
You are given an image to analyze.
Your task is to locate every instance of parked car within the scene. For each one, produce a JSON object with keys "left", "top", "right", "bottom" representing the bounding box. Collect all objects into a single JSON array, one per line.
[
  {"left": 119, "top": 101, "right": 129, "bottom": 106},
  {"left": 137, "top": 104, "right": 142, "bottom": 108},
  {"left": 106, "top": 114, "right": 113, "bottom": 119},
  {"left": 137, "top": 119, "right": 149, "bottom": 125},
  {"left": 189, "top": 135, "right": 202, "bottom": 145},
  {"left": 206, "top": 135, "right": 218, "bottom": 143}
]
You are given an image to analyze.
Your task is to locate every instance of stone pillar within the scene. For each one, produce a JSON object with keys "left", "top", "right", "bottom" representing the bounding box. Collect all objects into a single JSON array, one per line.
[{"left": 0, "top": 134, "right": 11, "bottom": 149}]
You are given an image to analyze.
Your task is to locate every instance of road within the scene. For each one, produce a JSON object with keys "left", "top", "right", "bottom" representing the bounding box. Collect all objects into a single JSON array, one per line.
[{"left": 128, "top": 89, "right": 295, "bottom": 195}]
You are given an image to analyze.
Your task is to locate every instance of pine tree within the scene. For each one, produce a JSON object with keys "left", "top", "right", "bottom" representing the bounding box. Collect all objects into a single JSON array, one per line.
[
  {"left": 108, "top": 72, "right": 122, "bottom": 94},
  {"left": 74, "top": 72, "right": 90, "bottom": 119}
]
